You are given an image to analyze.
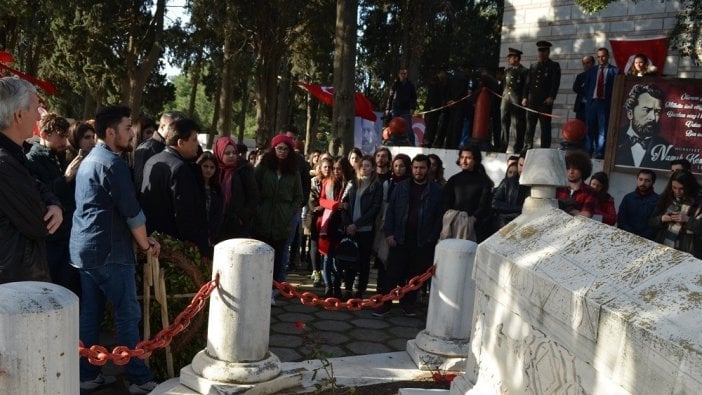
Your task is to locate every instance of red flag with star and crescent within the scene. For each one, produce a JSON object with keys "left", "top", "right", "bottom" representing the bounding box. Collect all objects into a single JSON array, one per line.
[{"left": 298, "top": 82, "right": 377, "bottom": 121}]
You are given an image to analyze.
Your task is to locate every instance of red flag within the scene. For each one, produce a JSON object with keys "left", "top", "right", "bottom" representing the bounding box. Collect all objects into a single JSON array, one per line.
[
  {"left": 0, "top": 61, "right": 58, "bottom": 95},
  {"left": 609, "top": 37, "right": 668, "bottom": 76},
  {"left": 0, "top": 51, "right": 15, "bottom": 64},
  {"left": 298, "top": 82, "right": 377, "bottom": 121}
]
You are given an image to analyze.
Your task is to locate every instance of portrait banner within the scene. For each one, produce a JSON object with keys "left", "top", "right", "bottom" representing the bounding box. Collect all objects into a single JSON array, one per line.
[{"left": 606, "top": 76, "right": 702, "bottom": 174}]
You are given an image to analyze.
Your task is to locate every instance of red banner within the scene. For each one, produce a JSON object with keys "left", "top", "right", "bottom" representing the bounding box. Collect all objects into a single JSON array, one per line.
[
  {"left": 0, "top": 50, "right": 57, "bottom": 95},
  {"left": 298, "top": 82, "right": 377, "bottom": 121},
  {"left": 609, "top": 37, "right": 668, "bottom": 76}
]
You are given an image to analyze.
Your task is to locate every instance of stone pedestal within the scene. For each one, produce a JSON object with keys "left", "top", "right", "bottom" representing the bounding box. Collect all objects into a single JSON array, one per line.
[
  {"left": 0, "top": 281, "right": 78, "bottom": 394},
  {"left": 407, "top": 239, "right": 477, "bottom": 372},
  {"left": 180, "top": 239, "right": 301, "bottom": 394},
  {"left": 451, "top": 209, "right": 702, "bottom": 394}
]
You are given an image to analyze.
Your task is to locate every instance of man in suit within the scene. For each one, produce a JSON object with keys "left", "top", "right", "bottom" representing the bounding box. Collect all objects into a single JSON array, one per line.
[
  {"left": 616, "top": 83, "right": 675, "bottom": 169},
  {"left": 572, "top": 55, "right": 595, "bottom": 122},
  {"left": 500, "top": 48, "right": 528, "bottom": 153},
  {"left": 584, "top": 47, "right": 619, "bottom": 159},
  {"left": 523, "top": 41, "right": 561, "bottom": 149}
]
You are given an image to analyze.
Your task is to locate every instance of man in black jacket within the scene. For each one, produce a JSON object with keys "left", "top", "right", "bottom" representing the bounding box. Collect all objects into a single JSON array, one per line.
[
  {"left": 26, "top": 112, "right": 82, "bottom": 294},
  {"left": 140, "top": 118, "right": 210, "bottom": 256},
  {"left": 133, "top": 110, "right": 184, "bottom": 192},
  {"left": 385, "top": 69, "right": 418, "bottom": 146},
  {"left": 0, "top": 77, "right": 63, "bottom": 284}
]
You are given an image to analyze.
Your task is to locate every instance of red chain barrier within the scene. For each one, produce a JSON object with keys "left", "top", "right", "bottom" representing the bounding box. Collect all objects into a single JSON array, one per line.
[
  {"left": 273, "top": 264, "right": 435, "bottom": 311},
  {"left": 79, "top": 273, "right": 219, "bottom": 366}
]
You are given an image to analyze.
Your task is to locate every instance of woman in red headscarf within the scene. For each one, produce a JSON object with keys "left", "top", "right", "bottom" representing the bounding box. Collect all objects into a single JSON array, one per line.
[{"left": 213, "top": 136, "right": 260, "bottom": 241}]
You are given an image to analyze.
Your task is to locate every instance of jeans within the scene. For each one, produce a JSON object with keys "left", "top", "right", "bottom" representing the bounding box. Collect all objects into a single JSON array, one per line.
[
  {"left": 343, "top": 231, "right": 374, "bottom": 295},
  {"left": 381, "top": 242, "right": 435, "bottom": 307},
  {"left": 586, "top": 100, "right": 610, "bottom": 158},
  {"left": 321, "top": 254, "right": 342, "bottom": 295},
  {"left": 46, "top": 239, "right": 81, "bottom": 297},
  {"left": 79, "top": 263, "right": 154, "bottom": 385},
  {"left": 281, "top": 209, "right": 302, "bottom": 281}
]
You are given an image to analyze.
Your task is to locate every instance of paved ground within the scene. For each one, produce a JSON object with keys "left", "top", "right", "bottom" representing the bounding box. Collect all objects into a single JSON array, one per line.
[{"left": 91, "top": 263, "right": 430, "bottom": 394}]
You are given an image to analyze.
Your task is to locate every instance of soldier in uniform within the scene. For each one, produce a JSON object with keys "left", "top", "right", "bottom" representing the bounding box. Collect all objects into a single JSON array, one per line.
[
  {"left": 523, "top": 41, "right": 561, "bottom": 150},
  {"left": 500, "top": 48, "right": 528, "bottom": 153}
]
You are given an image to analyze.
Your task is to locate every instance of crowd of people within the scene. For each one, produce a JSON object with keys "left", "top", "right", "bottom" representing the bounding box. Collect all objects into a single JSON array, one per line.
[{"left": 0, "top": 52, "right": 693, "bottom": 394}]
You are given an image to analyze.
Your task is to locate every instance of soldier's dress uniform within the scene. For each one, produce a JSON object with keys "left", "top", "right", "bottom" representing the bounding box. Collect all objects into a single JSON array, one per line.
[
  {"left": 524, "top": 41, "right": 561, "bottom": 149},
  {"left": 500, "top": 48, "right": 528, "bottom": 153}
]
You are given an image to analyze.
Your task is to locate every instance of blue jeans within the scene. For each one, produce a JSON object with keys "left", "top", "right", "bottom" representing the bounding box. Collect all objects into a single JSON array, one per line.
[
  {"left": 79, "top": 263, "right": 154, "bottom": 385},
  {"left": 586, "top": 100, "right": 610, "bottom": 158},
  {"left": 280, "top": 209, "right": 302, "bottom": 282}
]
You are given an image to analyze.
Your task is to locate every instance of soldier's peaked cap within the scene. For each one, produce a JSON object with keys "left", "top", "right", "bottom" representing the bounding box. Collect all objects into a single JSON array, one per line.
[
  {"left": 536, "top": 41, "right": 553, "bottom": 49},
  {"left": 507, "top": 48, "right": 523, "bottom": 56}
]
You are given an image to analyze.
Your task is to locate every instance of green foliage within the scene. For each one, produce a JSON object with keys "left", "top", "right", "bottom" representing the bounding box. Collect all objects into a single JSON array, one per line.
[
  {"left": 670, "top": 0, "right": 702, "bottom": 62},
  {"left": 574, "top": 0, "right": 617, "bottom": 13}
]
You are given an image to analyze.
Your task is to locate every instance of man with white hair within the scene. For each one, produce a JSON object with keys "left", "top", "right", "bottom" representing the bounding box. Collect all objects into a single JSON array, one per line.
[{"left": 0, "top": 77, "right": 63, "bottom": 283}]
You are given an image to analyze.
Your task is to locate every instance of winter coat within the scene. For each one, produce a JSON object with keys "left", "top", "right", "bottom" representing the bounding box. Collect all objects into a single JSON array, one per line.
[{"left": 254, "top": 165, "right": 303, "bottom": 241}]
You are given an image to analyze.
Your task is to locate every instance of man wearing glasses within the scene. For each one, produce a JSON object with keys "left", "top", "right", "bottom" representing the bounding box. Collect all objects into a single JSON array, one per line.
[{"left": 26, "top": 112, "right": 84, "bottom": 295}]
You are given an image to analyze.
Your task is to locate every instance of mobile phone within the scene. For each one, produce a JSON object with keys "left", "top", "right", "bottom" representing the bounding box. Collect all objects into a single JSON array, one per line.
[{"left": 78, "top": 149, "right": 85, "bottom": 157}]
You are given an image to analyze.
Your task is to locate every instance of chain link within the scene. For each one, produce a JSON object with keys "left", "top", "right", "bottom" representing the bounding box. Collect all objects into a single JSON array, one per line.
[
  {"left": 273, "top": 264, "right": 435, "bottom": 311},
  {"left": 79, "top": 273, "right": 219, "bottom": 366}
]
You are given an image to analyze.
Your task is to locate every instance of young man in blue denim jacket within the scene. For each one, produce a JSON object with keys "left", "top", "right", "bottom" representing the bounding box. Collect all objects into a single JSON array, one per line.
[{"left": 70, "top": 105, "right": 161, "bottom": 394}]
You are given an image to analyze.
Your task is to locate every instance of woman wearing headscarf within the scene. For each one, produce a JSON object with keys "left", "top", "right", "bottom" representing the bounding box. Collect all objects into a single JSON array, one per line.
[{"left": 213, "top": 136, "right": 259, "bottom": 241}]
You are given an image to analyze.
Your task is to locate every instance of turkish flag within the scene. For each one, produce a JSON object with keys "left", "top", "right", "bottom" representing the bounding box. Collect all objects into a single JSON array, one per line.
[
  {"left": 0, "top": 50, "right": 57, "bottom": 95},
  {"left": 609, "top": 37, "right": 668, "bottom": 76},
  {"left": 298, "top": 82, "right": 377, "bottom": 121}
]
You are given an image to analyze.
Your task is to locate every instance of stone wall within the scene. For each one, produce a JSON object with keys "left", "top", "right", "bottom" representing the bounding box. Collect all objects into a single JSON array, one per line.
[
  {"left": 501, "top": 0, "right": 695, "bottom": 146},
  {"left": 456, "top": 208, "right": 702, "bottom": 394}
]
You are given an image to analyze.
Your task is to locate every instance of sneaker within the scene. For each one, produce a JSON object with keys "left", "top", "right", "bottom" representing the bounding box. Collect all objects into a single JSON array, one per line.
[
  {"left": 129, "top": 380, "right": 159, "bottom": 394},
  {"left": 80, "top": 373, "right": 116, "bottom": 392},
  {"left": 372, "top": 305, "right": 391, "bottom": 317},
  {"left": 401, "top": 305, "right": 416, "bottom": 317}
]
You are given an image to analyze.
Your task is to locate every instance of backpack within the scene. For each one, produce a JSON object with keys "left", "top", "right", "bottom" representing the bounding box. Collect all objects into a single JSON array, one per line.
[{"left": 335, "top": 237, "right": 359, "bottom": 270}]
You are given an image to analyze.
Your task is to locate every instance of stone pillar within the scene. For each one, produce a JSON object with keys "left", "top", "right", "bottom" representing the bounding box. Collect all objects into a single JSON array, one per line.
[
  {"left": 518, "top": 148, "right": 567, "bottom": 214},
  {"left": 406, "top": 239, "right": 478, "bottom": 371},
  {"left": 0, "top": 281, "right": 79, "bottom": 394},
  {"left": 179, "top": 239, "right": 301, "bottom": 394}
]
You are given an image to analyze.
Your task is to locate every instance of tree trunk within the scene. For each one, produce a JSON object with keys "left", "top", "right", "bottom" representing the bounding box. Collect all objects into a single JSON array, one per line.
[
  {"left": 332, "top": 0, "right": 358, "bottom": 156},
  {"left": 120, "top": 0, "right": 165, "bottom": 121},
  {"left": 405, "top": 0, "right": 427, "bottom": 82},
  {"left": 275, "top": 58, "right": 292, "bottom": 133},
  {"left": 188, "top": 55, "right": 202, "bottom": 118},
  {"left": 254, "top": 44, "right": 283, "bottom": 147},
  {"left": 237, "top": 78, "right": 248, "bottom": 144}
]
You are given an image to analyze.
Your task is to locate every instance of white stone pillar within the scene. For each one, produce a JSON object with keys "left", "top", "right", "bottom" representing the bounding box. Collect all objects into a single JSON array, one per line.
[
  {"left": 179, "top": 238, "right": 301, "bottom": 394},
  {"left": 0, "top": 281, "right": 79, "bottom": 394},
  {"left": 406, "top": 239, "right": 477, "bottom": 371},
  {"left": 519, "top": 148, "right": 567, "bottom": 215}
]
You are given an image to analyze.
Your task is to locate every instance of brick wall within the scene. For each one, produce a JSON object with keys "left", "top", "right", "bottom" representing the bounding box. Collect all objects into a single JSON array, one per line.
[{"left": 500, "top": 0, "right": 697, "bottom": 145}]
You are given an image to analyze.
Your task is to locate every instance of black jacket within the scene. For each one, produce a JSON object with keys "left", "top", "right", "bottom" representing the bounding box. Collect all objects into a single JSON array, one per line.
[
  {"left": 342, "top": 178, "right": 383, "bottom": 231},
  {"left": 133, "top": 137, "right": 166, "bottom": 193},
  {"left": 0, "top": 133, "right": 58, "bottom": 283},
  {"left": 217, "top": 162, "right": 260, "bottom": 241},
  {"left": 25, "top": 143, "right": 74, "bottom": 241},
  {"left": 140, "top": 147, "right": 210, "bottom": 256}
]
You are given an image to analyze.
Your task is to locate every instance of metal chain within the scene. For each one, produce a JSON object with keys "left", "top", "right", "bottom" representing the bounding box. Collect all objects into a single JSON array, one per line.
[
  {"left": 79, "top": 274, "right": 219, "bottom": 366},
  {"left": 273, "top": 264, "right": 435, "bottom": 311}
]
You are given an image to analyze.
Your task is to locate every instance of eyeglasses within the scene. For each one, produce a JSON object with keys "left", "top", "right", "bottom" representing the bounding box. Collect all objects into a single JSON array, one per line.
[{"left": 275, "top": 146, "right": 290, "bottom": 152}]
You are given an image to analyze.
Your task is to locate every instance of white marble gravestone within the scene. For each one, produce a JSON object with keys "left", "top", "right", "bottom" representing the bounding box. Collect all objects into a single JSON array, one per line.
[{"left": 452, "top": 208, "right": 702, "bottom": 394}]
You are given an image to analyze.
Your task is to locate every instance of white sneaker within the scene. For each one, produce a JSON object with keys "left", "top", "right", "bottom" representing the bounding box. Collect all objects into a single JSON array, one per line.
[
  {"left": 80, "top": 373, "right": 116, "bottom": 391},
  {"left": 129, "top": 380, "right": 159, "bottom": 394}
]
